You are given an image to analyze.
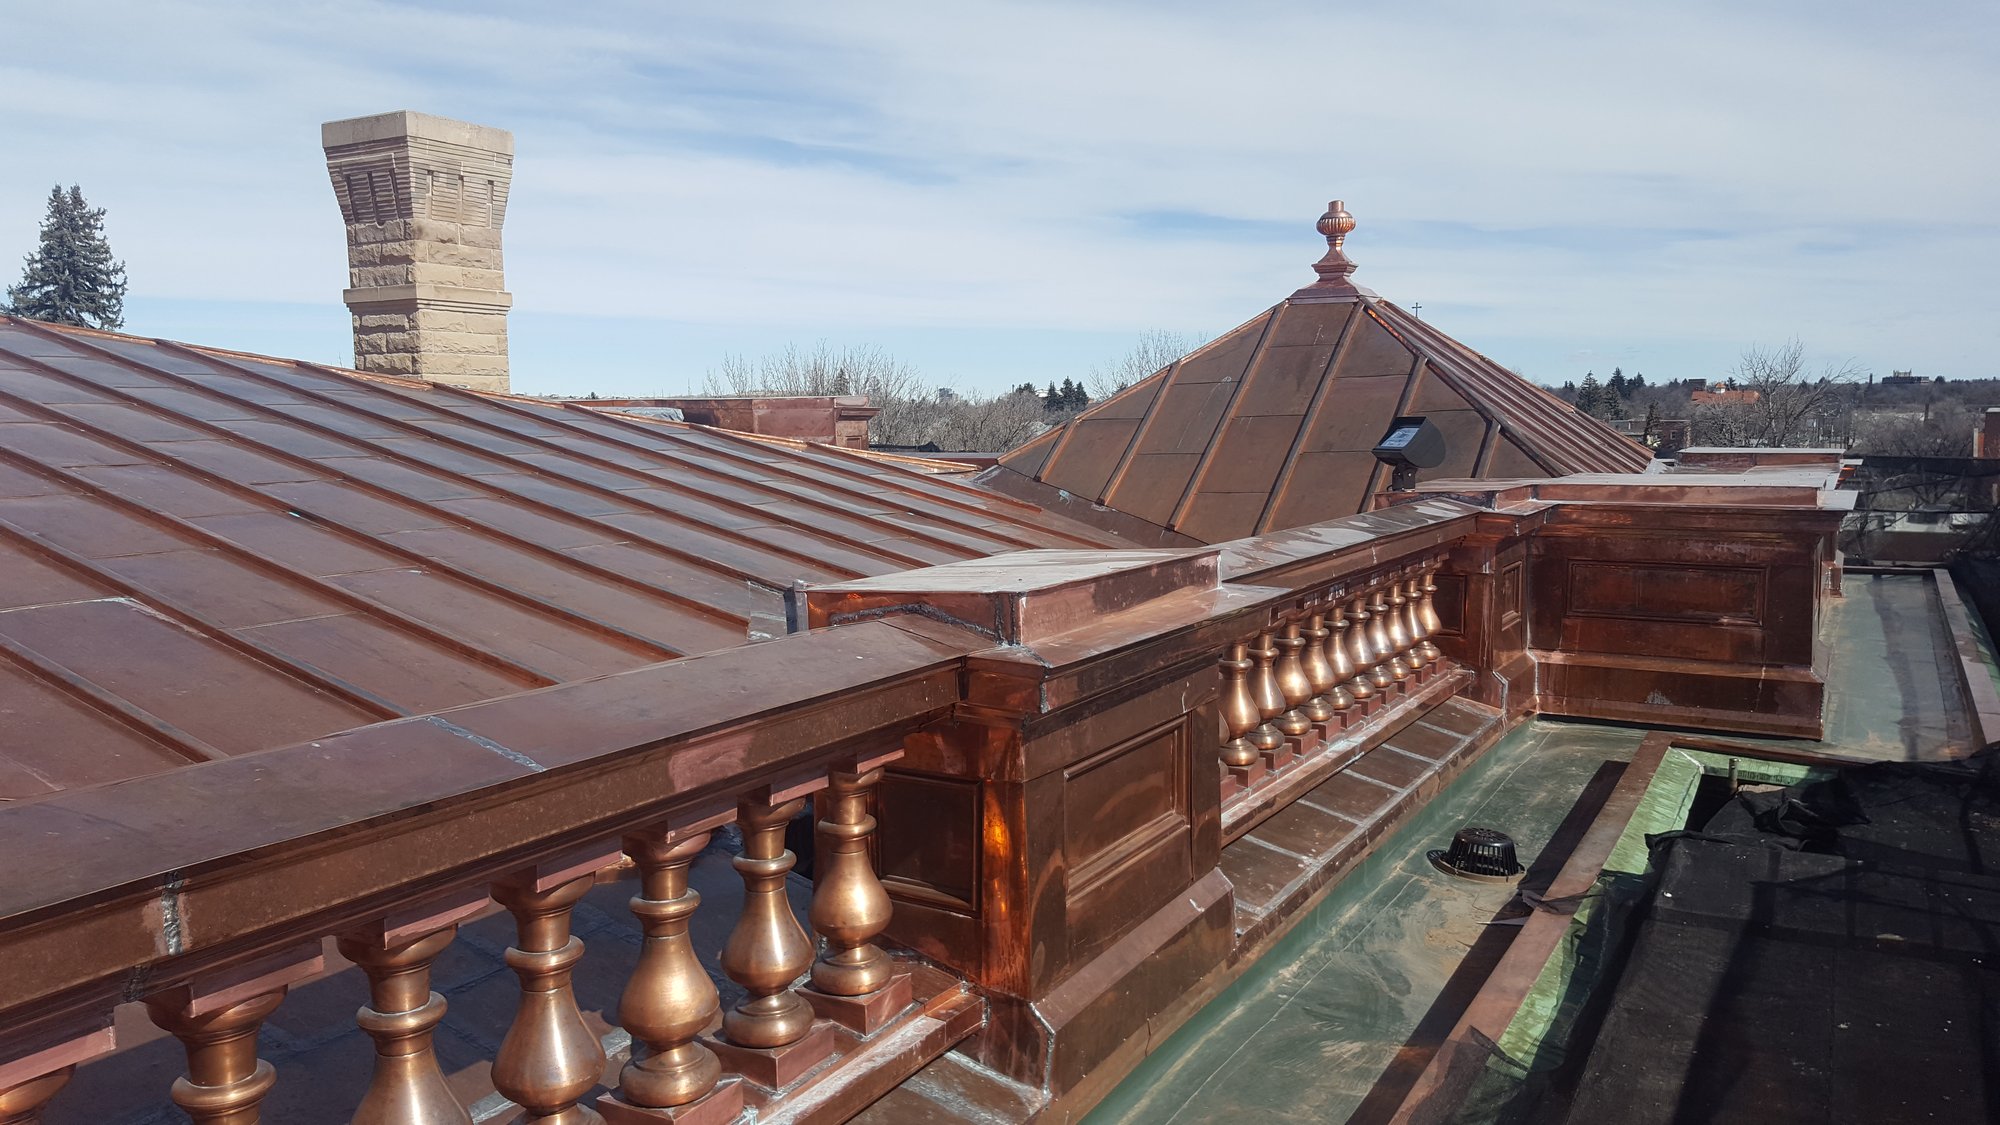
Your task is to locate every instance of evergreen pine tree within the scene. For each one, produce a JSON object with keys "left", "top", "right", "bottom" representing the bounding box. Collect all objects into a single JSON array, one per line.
[
  {"left": 1642, "top": 400, "right": 1661, "bottom": 443},
  {"left": 1044, "top": 381, "right": 1061, "bottom": 410},
  {"left": 1575, "top": 372, "right": 1605, "bottom": 415},
  {"left": 1629, "top": 371, "right": 1648, "bottom": 392},
  {"left": 6, "top": 185, "right": 128, "bottom": 329},
  {"left": 1607, "top": 368, "right": 1628, "bottom": 398}
]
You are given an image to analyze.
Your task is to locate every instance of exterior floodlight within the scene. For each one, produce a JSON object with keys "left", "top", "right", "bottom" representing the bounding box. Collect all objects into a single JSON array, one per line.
[{"left": 1372, "top": 415, "right": 1446, "bottom": 491}]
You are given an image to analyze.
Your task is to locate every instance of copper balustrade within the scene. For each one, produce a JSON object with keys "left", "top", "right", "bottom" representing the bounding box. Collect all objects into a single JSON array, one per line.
[
  {"left": 0, "top": 747, "right": 926, "bottom": 1125},
  {"left": 4, "top": 526, "right": 1481, "bottom": 1125},
  {"left": 1210, "top": 561, "right": 1464, "bottom": 812}
]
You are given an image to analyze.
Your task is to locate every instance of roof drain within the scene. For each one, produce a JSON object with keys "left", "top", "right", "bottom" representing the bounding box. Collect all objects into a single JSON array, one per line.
[{"left": 1427, "top": 826, "right": 1525, "bottom": 884}]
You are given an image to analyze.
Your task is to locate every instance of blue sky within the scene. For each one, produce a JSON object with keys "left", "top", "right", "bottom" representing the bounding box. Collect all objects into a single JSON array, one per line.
[{"left": 4, "top": 0, "right": 1996, "bottom": 396}]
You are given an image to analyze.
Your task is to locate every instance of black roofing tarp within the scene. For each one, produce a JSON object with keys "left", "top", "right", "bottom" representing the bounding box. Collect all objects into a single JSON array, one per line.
[{"left": 1556, "top": 756, "right": 2000, "bottom": 1124}]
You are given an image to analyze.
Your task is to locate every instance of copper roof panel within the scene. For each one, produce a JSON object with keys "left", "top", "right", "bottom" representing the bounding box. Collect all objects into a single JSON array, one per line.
[
  {"left": 0, "top": 598, "right": 377, "bottom": 755},
  {"left": 324, "top": 567, "right": 662, "bottom": 681},
  {"left": 1263, "top": 450, "right": 1379, "bottom": 528},
  {"left": 0, "top": 494, "right": 187, "bottom": 558},
  {"left": 69, "top": 464, "right": 268, "bottom": 518},
  {"left": 1264, "top": 301, "right": 1348, "bottom": 349},
  {"left": 168, "top": 439, "right": 327, "bottom": 485},
  {"left": 1424, "top": 409, "right": 1489, "bottom": 479},
  {"left": 0, "top": 538, "right": 107, "bottom": 605},
  {"left": 1409, "top": 365, "right": 1475, "bottom": 414},
  {"left": 0, "top": 458, "right": 64, "bottom": 498},
  {"left": 1300, "top": 375, "right": 1406, "bottom": 452},
  {"left": 1086, "top": 377, "right": 1164, "bottom": 421},
  {"left": 1177, "top": 491, "right": 1267, "bottom": 543},
  {"left": 1487, "top": 437, "right": 1551, "bottom": 477},
  {"left": 1233, "top": 343, "right": 1339, "bottom": 417},
  {"left": 0, "top": 421, "right": 150, "bottom": 467},
  {"left": 1336, "top": 310, "right": 1419, "bottom": 377},
  {"left": 1169, "top": 313, "right": 1269, "bottom": 384},
  {"left": 185, "top": 511, "right": 409, "bottom": 576},
  {"left": 1198, "top": 415, "right": 1305, "bottom": 495},
  {"left": 1135, "top": 381, "right": 1233, "bottom": 456},
  {"left": 93, "top": 548, "right": 347, "bottom": 629},
  {"left": 380, "top": 524, "right": 752, "bottom": 641},
  {"left": 1048, "top": 417, "right": 1141, "bottom": 500},
  {"left": 1105, "top": 452, "right": 1205, "bottom": 526},
  {"left": 0, "top": 670, "right": 190, "bottom": 799},
  {"left": 237, "top": 613, "right": 539, "bottom": 712}
]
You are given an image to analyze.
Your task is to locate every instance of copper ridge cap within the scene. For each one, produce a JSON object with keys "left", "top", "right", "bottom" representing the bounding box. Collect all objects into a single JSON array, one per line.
[{"left": 1290, "top": 198, "right": 1377, "bottom": 302}]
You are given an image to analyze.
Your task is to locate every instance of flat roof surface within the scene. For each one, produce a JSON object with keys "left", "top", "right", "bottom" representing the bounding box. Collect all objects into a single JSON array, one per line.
[
  {"left": 1085, "top": 573, "right": 1986, "bottom": 1124},
  {"left": 0, "top": 315, "right": 1128, "bottom": 801}
]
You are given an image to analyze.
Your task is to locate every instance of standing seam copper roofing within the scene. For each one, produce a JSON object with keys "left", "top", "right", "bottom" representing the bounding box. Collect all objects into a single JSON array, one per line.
[
  {"left": 988, "top": 206, "right": 1652, "bottom": 545},
  {"left": 0, "top": 314, "right": 1131, "bottom": 801}
]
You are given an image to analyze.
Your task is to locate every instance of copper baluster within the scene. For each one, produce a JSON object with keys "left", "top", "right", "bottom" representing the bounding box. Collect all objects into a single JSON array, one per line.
[
  {"left": 1346, "top": 594, "right": 1379, "bottom": 703},
  {"left": 146, "top": 990, "right": 289, "bottom": 1125},
  {"left": 1300, "top": 602, "right": 1340, "bottom": 724},
  {"left": 806, "top": 760, "right": 917, "bottom": 1038},
  {"left": 1248, "top": 632, "right": 1280, "bottom": 752},
  {"left": 721, "top": 796, "right": 816, "bottom": 1050},
  {"left": 1218, "top": 642, "right": 1262, "bottom": 771},
  {"left": 1419, "top": 562, "right": 1445, "bottom": 667},
  {"left": 1246, "top": 629, "right": 1287, "bottom": 757},
  {"left": 1384, "top": 576, "right": 1416, "bottom": 684},
  {"left": 1400, "top": 575, "right": 1427, "bottom": 674},
  {"left": 600, "top": 827, "right": 742, "bottom": 1124},
  {"left": 492, "top": 869, "right": 607, "bottom": 1125},
  {"left": 1272, "top": 616, "right": 1314, "bottom": 739},
  {"left": 810, "top": 763, "right": 894, "bottom": 997},
  {"left": 1386, "top": 576, "right": 1416, "bottom": 679},
  {"left": 1367, "top": 583, "right": 1401, "bottom": 689},
  {"left": 1323, "top": 598, "right": 1358, "bottom": 715},
  {"left": 0, "top": 1069, "right": 73, "bottom": 1125},
  {"left": 338, "top": 922, "right": 473, "bottom": 1125}
]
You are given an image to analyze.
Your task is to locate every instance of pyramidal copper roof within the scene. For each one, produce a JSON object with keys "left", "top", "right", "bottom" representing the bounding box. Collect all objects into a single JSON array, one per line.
[
  {"left": 986, "top": 201, "right": 1653, "bottom": 544},
  {"left": 0, "top": 314, "right": 1131, "bottom": 801}
]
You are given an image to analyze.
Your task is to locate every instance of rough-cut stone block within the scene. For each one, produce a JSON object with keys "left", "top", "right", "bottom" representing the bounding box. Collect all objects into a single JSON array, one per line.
[
  {"left": 358, "top": 352, "right": 418, "bottom": 376},
  {"left": 351, "top": 264, "right": 418, "bottom": 287},
  {"left": 410, "top": 352, "right": 509, "bottom": 378},
  {"left": 405, "top": 217, "right": 466, "bottom": 244},
  {"left": 418, "top": 241, "right": 503, "bottom": 270}
]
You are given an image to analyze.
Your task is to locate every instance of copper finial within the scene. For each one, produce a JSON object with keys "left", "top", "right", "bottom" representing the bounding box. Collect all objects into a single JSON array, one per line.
[{"left": 1308, "top": 199, "right": 1358, "bottom": 291}]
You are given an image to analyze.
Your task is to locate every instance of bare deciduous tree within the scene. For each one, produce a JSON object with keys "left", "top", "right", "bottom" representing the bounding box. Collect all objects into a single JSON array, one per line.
[
  {"left": 1086, "top": 329, "right": 1197, "bottom": 400},
  {"left": 700, "top": 341, "right": 1051, "bottom": 451},
  {"left": 1689, "top": 339, "right": 1859, "bottom": 448},
  {"left": 1850, "top": 402, "right": 1976, "bottom": 459}
]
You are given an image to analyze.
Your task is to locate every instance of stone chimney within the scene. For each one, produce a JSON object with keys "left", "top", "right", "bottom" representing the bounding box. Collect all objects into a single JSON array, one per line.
[{"left": 322, "top": 111, "right": 513, "bottom": 393}]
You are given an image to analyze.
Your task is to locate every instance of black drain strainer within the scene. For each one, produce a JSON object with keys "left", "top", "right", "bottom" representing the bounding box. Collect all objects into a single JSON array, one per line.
[{"left": 1428, "top": 826, "right": 1525, "bottom": 884}]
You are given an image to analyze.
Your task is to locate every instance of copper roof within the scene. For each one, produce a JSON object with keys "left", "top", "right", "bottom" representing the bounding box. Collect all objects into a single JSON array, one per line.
[
  {"left": 986, "top": 202, "right": 1653, "bottom": 544},
  {"left": 0, "top": 315, "right": 1130, "bottom": 801}
]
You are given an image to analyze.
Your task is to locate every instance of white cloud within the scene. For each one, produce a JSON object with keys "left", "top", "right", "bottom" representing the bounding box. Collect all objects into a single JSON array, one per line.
[{"left": 2, "top": 0, "right": 1995, "bottom": 388}]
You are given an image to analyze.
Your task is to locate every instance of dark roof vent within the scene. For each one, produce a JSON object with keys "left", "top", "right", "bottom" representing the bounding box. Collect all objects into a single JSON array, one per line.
[{"left": 1428, "top": 826, "right": 1524, "bottom": 883}]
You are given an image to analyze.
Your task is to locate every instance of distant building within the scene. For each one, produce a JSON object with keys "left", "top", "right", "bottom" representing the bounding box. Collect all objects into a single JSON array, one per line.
[
  {"left": 1881, "top": 369, "right": 1925, "bottom": 386},
  {"left": 1977, "top": 407, "right": 2000, "bottom": 459},
  {"left": 1690, "top": 382, "right": 1760, "bottom": 405}
]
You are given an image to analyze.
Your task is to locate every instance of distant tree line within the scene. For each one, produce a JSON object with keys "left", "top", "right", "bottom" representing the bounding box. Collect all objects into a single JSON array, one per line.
[
  {"left": 1552, "top": 342, "right": 1999, "bottom": 456},
  {"left": 700, "top": 331, "right": 1192, "bottom": 453}
]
